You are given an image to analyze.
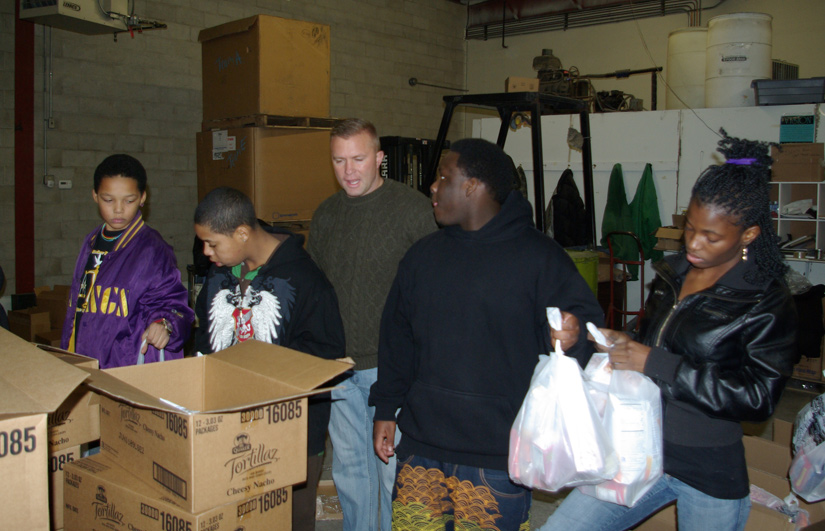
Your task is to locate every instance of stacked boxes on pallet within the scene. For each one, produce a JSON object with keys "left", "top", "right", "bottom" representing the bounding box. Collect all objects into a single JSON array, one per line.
[
  {"left": 196, "top": 14, "right": 338, "bottom": 225},
  {"left": 60, "top": 340, "right": 352, "bottom": 529}
]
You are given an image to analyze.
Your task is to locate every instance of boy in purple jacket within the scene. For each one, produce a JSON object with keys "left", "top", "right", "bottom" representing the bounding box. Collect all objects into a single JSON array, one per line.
[{"left": 61, "top": 154, "right": 193, "bottom": 368}]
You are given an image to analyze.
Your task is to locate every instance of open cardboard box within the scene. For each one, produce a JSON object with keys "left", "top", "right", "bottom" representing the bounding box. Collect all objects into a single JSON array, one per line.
[
  {"left": 0, "top": 328, "right": 90, "bottom": 530},
  {"left": 64, "top": 453, "right": 291, "bottom": 531},
  {"left": 35, "top": 344, "right": 101, "bottom": 451},
  {"left": 81, "top": 340, "right": 352, "bottom": 513}
]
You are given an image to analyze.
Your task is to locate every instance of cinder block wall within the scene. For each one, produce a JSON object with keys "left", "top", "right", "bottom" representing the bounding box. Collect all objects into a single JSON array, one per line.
[{"left": 0, "top": 0, "right": 466, "bottom": 296}]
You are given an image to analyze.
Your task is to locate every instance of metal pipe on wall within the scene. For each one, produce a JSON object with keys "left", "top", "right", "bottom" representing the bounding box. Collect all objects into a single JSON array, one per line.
[{"left": 464, "top": 0, "right": 727, "bottom": 38}]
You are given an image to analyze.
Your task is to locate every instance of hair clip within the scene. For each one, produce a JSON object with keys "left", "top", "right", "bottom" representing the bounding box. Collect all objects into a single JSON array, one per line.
[{"left": 725, "top": 158, "right": 757, "bottom": 165}]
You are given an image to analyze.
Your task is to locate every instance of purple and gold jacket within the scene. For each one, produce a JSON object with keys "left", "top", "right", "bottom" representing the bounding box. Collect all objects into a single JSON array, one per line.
[{"left": 61, "top": 212, "right": 194, "bottom": 368}]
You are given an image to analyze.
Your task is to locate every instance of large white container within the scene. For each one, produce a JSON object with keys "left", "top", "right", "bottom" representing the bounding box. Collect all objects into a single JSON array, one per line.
[
  {"left": 705, "top": 12, "right": 772, "bottom": 108},
  {"left": 666, "top": 27, "right": 708, "bottom": 110}
]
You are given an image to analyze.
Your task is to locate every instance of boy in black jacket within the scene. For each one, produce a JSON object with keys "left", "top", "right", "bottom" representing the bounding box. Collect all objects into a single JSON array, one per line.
[
  {"left": 370, "top": 139, "right": 603, "bottom": 530},
  {"left": 194, "top": 187, "right": 345, "bottom": 531}
]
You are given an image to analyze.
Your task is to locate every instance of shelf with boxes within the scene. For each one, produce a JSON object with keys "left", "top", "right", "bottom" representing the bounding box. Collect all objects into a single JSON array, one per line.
[{"left": 770, "top": 142, "right": 825, "bottom": 257}]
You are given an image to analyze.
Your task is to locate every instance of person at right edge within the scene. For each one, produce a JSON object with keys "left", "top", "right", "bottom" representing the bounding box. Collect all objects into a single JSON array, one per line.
[
  {"left": 539, "top": 129, "right": 798, "bottom": 531},
  {"left": 307, "top": 118, "right": 438, "bottom": 531}
]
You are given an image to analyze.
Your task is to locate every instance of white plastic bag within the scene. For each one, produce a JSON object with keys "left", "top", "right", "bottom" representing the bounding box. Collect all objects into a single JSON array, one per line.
[
  {"left": 508, "top": 309, "right": 618, "bottom": 491},
  {"left": 577, "top": 351, "right": 663, "bottom": 507},
  {"left": 790, "top": 393, "right": 825, "bottom": 502}
]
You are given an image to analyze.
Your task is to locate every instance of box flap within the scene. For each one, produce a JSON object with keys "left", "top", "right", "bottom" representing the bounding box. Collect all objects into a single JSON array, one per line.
[
  {"left": 76, "top": 362, "right": 201, "bottom": 414},
  {"left": 211, "top": 340, "right": 353, "bottom": 390},
  {"left": 35, "top": 344, "right": 100, "bottom": 369},
  {"left": 79, "top": 344, "right": 353, "bottom": 415},
  {"left": 0, "top": 328, "right": 89, "bottom": 415},
  {"left": 198, "top": 15, "right": 258, "bottom": 43}
]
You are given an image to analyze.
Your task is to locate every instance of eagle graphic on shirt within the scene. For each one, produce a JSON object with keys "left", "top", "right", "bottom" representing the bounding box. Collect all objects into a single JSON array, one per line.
[{"left": 207, "top": 277, "right": 295, "bottom": 352}]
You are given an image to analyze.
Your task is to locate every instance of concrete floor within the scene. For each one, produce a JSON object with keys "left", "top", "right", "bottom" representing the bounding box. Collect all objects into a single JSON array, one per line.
[{"left": 313, "top": 382, "right": 822, "bottom": 530}]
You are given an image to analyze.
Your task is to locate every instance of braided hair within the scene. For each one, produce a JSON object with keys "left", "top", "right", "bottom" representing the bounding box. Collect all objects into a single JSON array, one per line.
[{"left": 691, "top": 128, "right": 787, "bottom": 284}]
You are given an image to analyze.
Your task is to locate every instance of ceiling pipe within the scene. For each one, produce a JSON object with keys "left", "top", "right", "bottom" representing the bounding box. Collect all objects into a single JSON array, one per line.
[{"left": 463, "top": 0, "right": 727, "bottom": 39}]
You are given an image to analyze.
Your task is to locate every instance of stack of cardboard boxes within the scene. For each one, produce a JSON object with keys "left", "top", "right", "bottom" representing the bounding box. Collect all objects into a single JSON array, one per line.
[
  {"left": 196, "top": 14, "right": 339, "bottom": 225},
  {"left": 57, "top": 340, "right": 351, "bottom": 530},
  {"left": 8, "top": 285, "right": 71, "bottom": 346}
]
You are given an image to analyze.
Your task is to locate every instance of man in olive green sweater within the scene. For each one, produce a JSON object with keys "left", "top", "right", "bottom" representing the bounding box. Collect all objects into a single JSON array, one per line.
[{"left": 308, "top": 118, "right": 437, "bottom": 531}]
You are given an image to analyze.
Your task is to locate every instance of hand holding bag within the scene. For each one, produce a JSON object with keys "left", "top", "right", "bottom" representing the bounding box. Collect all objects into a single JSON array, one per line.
[{"left": 508, "top": 309, "right": 618, "bottom": 491}]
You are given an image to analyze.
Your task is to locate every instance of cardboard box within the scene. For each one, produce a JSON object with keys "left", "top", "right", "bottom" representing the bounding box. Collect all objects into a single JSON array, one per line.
[
  {"left": 35, "top": 285, "right": 71, "bottom": 331},
  {"left": 64, "top": 454, "right": 290, "bottom": 531},
  {"left": 653, "top": 226, "right": 684, "bottom": 251},
  {"left": 774, "top": 418, "right": 795, "bottom": 447},
  {"left": 505, "top": 76, "right": 539, "bottom": 92},
  {"left": 0, "top": 329, "right": 90, "bottom": 531},
  {"left": 50, "top": 444, "right": 80, "bottom": 530},
  {"left": 671, "top": 214, "right": 686, "bottom": 229},
  {"left": 771, "top": 143, "right": 825, "bottom": 182},
  {"left": 743, "top": 435, "right": 825, "bottom": 526},
  {"left": 794, "top": 355, "right": 824, "bottom": 382},
  {"left": 635, "top": 435, "right": 817, "bottom": 530},
  {"left": 35, "top": 329, "right": 63, "bottom": 347},
  {"left": 36, "top": 345, "right": 101, "bottom": 451},
  {"left": 84, "top": 340, "right": 351, "bottom": 513},
  {"left": 197, "top": 126, "right": 338, "bottom": 222},
  {"left": 199, "top": 15, "right": 330, "bottom": 122},
  {"left": 8, "top": 306, "right": 51, "bottom": 341}
]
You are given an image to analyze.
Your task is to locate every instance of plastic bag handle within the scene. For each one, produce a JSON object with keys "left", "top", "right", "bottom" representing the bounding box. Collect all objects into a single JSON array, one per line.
[{"left": 137, "top": 339, "right": 165, "bottom": 365}]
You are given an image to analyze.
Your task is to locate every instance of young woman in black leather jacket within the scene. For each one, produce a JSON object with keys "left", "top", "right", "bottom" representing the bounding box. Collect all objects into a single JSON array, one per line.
[{"left": 540, "top": 130, "right": 798, "bottom": 531}]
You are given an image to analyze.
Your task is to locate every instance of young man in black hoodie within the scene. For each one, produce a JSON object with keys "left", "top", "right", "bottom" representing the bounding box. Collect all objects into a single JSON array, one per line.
[
  {"left": 193, "top": 187, "right": 345, "bottom": 531},
  {"left": 370, "top": 139, "right": 604, "bottom": 530}
]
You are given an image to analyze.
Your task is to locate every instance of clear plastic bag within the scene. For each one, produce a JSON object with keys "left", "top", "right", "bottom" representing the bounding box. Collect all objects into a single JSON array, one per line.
[
  {"left": 508, "top": 310, "right": 618, "bottom": 491},
  {"left": 577, "top": 352, "right": 663, "bottom": 507},
  {"left": 790, "top": 393, "right": 825, "bottom": 502}
]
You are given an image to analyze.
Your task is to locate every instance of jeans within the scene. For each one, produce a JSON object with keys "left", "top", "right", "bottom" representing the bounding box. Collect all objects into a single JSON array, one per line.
[
  {"left": 329, "top": 368, "right": 399, "bottom": 531},
  {"left": 538, "top": 474, "right": 751, "bottom": 531},
  {"left": 393, "top": 454, "right": 532, "bottom": 530}
]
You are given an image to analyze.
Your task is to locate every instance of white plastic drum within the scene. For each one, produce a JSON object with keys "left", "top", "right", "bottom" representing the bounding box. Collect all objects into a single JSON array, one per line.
[
  {"left": 705, "top": 12, "right": 772, "bottom": 108},
  {"left": 666, "top": 27, "right": 707, "bottom": 110}
]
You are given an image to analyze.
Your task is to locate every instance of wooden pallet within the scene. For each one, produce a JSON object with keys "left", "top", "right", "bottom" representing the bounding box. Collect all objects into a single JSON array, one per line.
[{"left": 202, "top": 114, "right": 337, "bottom": 131}]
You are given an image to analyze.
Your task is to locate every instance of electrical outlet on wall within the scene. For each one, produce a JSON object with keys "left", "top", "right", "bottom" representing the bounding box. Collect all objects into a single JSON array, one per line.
[
  {"left": 44, "top": 175, "right": 55, "bottom": 188},
  {"left": 58, "top": 179, "right": 72, "bottom": 190}
]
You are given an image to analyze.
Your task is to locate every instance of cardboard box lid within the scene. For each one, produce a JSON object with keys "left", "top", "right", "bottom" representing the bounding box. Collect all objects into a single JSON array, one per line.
[
  {"left": 198, "top": 15, "right": 258, "bottom": 43},
  {"left": 77, "top": 340, "right": 353, "bottom": 415},
  {"left": 0, "top": 328, "right": 89, "bottom": 416}
]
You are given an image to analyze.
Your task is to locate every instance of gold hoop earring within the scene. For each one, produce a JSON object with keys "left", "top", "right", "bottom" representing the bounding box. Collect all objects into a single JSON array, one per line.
[{"left": 741, "top": 246, "right": 748, "bottom": 261}]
